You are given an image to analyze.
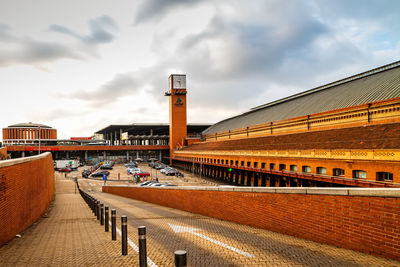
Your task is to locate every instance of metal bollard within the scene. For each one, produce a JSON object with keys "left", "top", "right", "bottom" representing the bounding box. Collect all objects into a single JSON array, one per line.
[
  {"left": 91, "top": 198, "right": 95, "bottom": 214},
  {"left": 111, "top": 209, "right": 116, "bottom": 240},
  {"left": 175, "top": 250, "right": 187, "bottom": 267},
  {"left": 121, "top": 216, "right": 128, "bottom": 255},
  {"left": 138, "top": 226, "right": 147, "bottom": 267},
  {"left": 100, "top": 204, "right": 104, "bottom": 225},
  {"left": 92, "top": 198, "right": 96, "bottom": 214},
  {"left": 96, "top": 202, "right": 100, "bottom": 220},
  {"left": 105, "top": 206, "right": 109, "bottom": 232},
  {"left": 94, "top": 200, "right": 98, "bottom": 217}
]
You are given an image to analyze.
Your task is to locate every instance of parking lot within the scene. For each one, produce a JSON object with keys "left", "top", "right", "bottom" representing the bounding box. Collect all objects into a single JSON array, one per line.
[{"left": 72, "top": 162, "right": 227, "bottom": 188}]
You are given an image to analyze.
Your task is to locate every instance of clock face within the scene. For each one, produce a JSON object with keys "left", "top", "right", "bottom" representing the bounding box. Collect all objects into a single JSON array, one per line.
[{"left": 173, "top": 75, "right": 186, "bottom": 89}]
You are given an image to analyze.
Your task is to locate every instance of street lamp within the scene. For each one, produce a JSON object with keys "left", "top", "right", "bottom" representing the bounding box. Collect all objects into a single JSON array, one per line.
[{"left": 38, "top": 126, "right": 41, "bottom": 155}]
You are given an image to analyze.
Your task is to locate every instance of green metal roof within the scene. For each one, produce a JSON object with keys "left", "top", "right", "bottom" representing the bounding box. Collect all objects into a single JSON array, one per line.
[{"left": 203, "top": 60, "right": 400, "bottom": 135}]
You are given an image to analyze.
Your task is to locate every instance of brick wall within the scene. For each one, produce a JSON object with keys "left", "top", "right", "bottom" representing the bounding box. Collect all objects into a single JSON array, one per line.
[
  {"left": 0, "top": 147, "right": 6, "bottom": 160},
  {"left": 103, "top": 186, "right": 400, "bottom": 261},
  {"left": 0, "top": 152, "right": 54, "bottom": 245}
]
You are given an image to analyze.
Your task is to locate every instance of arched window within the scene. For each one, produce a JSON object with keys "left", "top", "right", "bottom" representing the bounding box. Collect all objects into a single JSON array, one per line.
[
  {"left": 353, "top": 170, "right": 367, "bottom": 179},
  {"left": 333, "top": 168, "right": 345, "bottom": 176},
  {"left": 317, "top": 167, "right": 326, "bottom": 174},
  {"left": 270, "top": 163, "right": 275, "bottom": 170},
  {"left": 302, "top": 166, "right": 311, "bottom": 173},
  {"left": 261, "top": 162, "right": 266, "bottom": 168}
]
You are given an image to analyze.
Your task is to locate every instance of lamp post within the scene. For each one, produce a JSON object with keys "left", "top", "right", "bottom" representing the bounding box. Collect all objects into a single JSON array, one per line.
[{"left": 38, "top": 126, "right": 41, "bottom": 155}]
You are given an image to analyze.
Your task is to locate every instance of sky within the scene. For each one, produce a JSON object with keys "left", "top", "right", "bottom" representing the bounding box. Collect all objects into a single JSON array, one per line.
[{"left": 1, "top": 0, "right": 400, "bottom": 139}]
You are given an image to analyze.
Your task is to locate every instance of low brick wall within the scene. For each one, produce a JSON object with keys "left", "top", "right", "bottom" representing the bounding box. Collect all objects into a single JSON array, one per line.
[
  {"left": 103, "top": 186, "right": 400, "bottom": 261},
  {"left": 0, "top": 147, "right": 6, "bottom": 160},
  {"left": 0, "top": 152, "right": 54, "bottom": 246}
]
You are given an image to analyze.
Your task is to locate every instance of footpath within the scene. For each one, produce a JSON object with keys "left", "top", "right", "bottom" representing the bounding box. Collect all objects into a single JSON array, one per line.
[{"left": 0, "top": 173, "right": 135, "bottom": 266}]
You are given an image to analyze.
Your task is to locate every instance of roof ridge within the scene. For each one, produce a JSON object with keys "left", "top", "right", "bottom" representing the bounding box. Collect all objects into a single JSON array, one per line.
[{"left": 250, "top": 60, "right": 400, "bottom": 111}]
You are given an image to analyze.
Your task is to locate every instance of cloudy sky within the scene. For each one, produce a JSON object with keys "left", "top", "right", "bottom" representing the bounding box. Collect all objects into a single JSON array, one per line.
[{"left": 1, "top": 0, "right": 400, "bottom": 139}]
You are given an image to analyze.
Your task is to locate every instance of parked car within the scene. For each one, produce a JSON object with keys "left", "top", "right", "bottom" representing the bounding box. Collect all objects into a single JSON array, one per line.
[
  {"left": 135, "top": 171, "right": 150, "bottom": 177},
  {"left": 59, "top": 167, "right": 72, "bottom": 172},
  {"left": 154, "top": 164, "right": 165, "bottom": 170},
  {"left": 100, "top": 164, "right": 113, "bottom": 170},
  {"left": 82, "top": 169, "right": 91, "bottom": 178},
  {"left": 127, "top": 167, "right": 141, "bottom": 174},
  {"left": 148, "top": 162, "right": 157, "bottom": 168},
  {"left": 160, "top": 167, "right": 174, "bottom": 174},
  {"left": 91, "top": 170, "right": 110, "bottom": 177},
  {"left": 125, "top": 162, "right": 138, "bottom": 168},
  {"left": 165, "top": 169, "right": 179, "bottom": 176}
]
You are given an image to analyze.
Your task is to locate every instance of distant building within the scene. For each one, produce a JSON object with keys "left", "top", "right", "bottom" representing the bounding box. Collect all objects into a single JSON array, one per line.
[
  {"left": 2, "top": 121, "right": 210, "bottom": 162},
  {"left": 169, "top": 61, "right": 400, "bottom": 188},
  {"left": 2, "top": 122, "right": 57, "bottom": 146}
]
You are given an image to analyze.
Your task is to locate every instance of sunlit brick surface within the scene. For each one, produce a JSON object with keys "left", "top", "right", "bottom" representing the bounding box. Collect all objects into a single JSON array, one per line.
[
  {"left": 0, "top": 153, "right": 54, "bottom": 245},
  {"left": 104, "top": 185, "right": 400, "bottom": 261}
]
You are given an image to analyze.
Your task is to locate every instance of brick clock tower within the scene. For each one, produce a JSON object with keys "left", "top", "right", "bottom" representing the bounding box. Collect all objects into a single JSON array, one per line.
[{"left": 166, "top": 74, "right": 187, "bottom": 161}]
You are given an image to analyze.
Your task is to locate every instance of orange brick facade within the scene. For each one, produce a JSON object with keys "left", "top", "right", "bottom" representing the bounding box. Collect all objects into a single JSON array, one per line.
[
  {"left": 6, "top": 144, "right": 169, "bottom": 152},
  {"left": 2, "top": 127, "right": 57, "bottom": 141},
  {"left": 0, "top": 153, "right": 54, "bottom": 245},
  {"left": 103, "top": 186, "right": 400, "bottom": 260},
  {"left": 168, "top": 75, "right": 187, "bottom": 157},
  {"left": 0, "top": 147, "right": 6, "bottom": 160}
]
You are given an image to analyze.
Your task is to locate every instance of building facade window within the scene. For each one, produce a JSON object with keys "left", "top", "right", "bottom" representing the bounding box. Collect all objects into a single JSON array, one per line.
[
  {"left": 254, "top": 162, "right": 258, "bottom": 168},
  {"left": 376, "top": 172, "right": 393, "bottom": 182},
  {"left": 317, "top": 167, "right": 326, "bottom": 174},
  {"left": 235, "top": 160, "right": 238, "bottom": 166},
  {"left": 279, "top": 164, "right": 286, "bottom": 171},
  {"left": 247, "top": 161, "right": 251, "bottom": 167},
  {"left": 290, "top": 165, "right": 297, "bottom": 171},
  {"left": 270, "top": 163, "right": 275, "bottom": 170},
  {"left": 353, "top": 170, "right": 367, "bottom": 179},
  {"left": 333, "top": 168, "right": 345, "bottom": 176},
  {"left": 302, "top": 166, "right": 311, "bottom": 173},
  {"left": 241, "top": 161, "right": 244, "bottom": 166},
  {"left": 261, "top": 163, "right": 266, "bottom": 169}
]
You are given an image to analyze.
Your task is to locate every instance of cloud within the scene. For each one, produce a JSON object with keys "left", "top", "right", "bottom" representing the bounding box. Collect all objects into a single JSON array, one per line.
[
  {"left": 49, "top": 15, "right": 118, "bottom": 44},
  {"left": 0, "top": 35, "right": 86, "bottom": 67},
  {"left": 0, "top": 16, "right": 118, "bottom": 68},
  {"left": 61, "top": 0, "right": 400, "bottom": 126},
  {"left": 67, "top": 64, "right": 168, "bottom": 106},
  {"left": 133, "top": 0, "right": 203, "bottom": 24},
  {"left": 68, "top": 73, "right": 138, "bottom": 105}
]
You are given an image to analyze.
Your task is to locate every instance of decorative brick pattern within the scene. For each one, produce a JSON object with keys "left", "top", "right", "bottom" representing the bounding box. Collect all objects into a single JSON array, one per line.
[
  {"left": 187, "top": 122, "right": 400, "bottom": 151},
  {"left": 103, "top": 186, "right": 400, "bottom": 261},
  {"left": 0, "top": 153, "right": 54, "bottom": 245}
]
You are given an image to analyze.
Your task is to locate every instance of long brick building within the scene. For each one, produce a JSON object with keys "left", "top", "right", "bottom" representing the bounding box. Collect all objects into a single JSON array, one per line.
[{"left": 168, "top": 61, "right": 400, "bottom": 188}]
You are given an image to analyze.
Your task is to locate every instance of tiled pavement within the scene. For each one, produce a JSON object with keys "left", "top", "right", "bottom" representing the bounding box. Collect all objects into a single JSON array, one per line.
[
  {"left": 0, "top": 173, "right": 136, "bottom": 266},
  {"left": 1, "top": 172, "right": 400, "bottom": 266}
]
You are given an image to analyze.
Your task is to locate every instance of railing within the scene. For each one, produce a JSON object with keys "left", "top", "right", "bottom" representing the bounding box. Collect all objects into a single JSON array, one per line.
[
  {"left": 174, "top": 148, "right": 400, "bottom": 162},
  {"left": 172, "top": 156, "right": 400, "bottom": 188},
  {"left": 204, "top": 97, "right": 400, "bottom": 141}
]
